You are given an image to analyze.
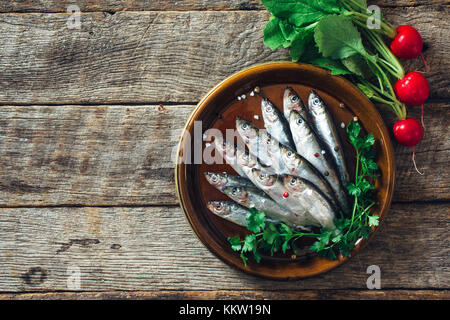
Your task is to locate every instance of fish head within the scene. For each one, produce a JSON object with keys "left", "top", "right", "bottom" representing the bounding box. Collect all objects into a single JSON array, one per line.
[
  {"left": 284, "top": 86, "right": 307, "bottom": 115},
  {"left": 207, "top": 201, "right": 232, "bottom": 217},
  {"left": 283, "top": 175, "right": 307, "bottom": 194},
  {"left": 204, "top": 172, "right": 228, "bottom": 188},
  {"left": 280, "top": 146, "right": 300, "bottom": 171},
  {"left": 261, "top": 98, "right": 279, "bottom": 123},
  {"left": 251, "top": 168, "right": 277, "bottom": 189},
  {"left": 223, "top": 186, "right": 250, "bottom": 203},
  {"left": 289, "top": 110, "right": 309, "bottom": 133},
  {"left": 308, "top": 90, "right": 326, "bottom": 117},
  {"left": 236, "top": 117, "right": 258, "bottom": 141}
]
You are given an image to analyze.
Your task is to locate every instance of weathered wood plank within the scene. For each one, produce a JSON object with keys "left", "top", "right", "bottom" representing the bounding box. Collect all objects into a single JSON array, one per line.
[
  {"left": 0, "top": 8, "right": 448, "bottom": 105},
  {"left": 0, "top": 202, "right": 448, "bottom": 292},
  {"left": 0, "top": 290, "right": 448, "bottom": 300},
  {"left": 0, "top": 0, "right": 446, "bottom": 13},
  {"left": 0, "top": 103, "right": 447, "bottom": 207}
]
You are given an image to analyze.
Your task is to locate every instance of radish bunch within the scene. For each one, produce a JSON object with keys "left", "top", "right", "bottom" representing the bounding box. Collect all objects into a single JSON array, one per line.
[{"left": 389, "top": 25, "right": 429, "bottom": 174}]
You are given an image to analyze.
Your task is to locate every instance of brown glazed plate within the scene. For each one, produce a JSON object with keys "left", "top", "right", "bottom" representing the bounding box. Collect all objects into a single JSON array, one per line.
[{"left": 175, "top": 62, "right": 395, "bottom": 280}]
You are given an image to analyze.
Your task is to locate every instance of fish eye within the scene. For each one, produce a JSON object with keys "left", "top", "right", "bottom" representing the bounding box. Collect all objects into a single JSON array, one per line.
[
  {"left": 296, "top": 118, "right": 302, "bottom": 125},
  {"left": 242, "top": 122, "right": 248, "bottom": 129},
  {"left": 211, "top": 174, "right": 218, "bottom": 182},
  {"left": 215, "top": 203, "right": 223, "bottom": 210},
  {"left": 291, "top": 95, "right": 298, "bottom": 102},
  {"left": 290, "top": 177, "right": 297, "bottom": 185},
  {"left": 287, "top": 150, "right": 293, "bottom": 157},
  {"left": 313, "top": 98, "right": 320, "bottom": 105}
]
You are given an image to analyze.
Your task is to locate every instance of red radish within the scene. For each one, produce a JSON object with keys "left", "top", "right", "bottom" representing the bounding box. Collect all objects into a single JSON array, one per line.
[
  {"left": 393, "top": 118, "right": 424, "bottom": 175},
  {"left": 391, "top": 25, "right": 423, "bottom": 59},
  {"left": 391, "top": 25, "right": 429, "bottom": 71},
  {"left": 394, "top": 72, "right": 429, "bottom": 106},
  {"left": 394, "top": 72, "right": 429, "bottom": 128},
  {"left": 393, "top": 118, "right": 423, "bottom": 146}
]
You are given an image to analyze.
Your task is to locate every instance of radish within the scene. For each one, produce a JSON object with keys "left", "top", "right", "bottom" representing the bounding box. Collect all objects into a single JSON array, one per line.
[
  {"left": 391, "top": 25, "right": 428, "bottom": 71},
  {"left": 393, "top": 118, "right": 424, "bottom": 174},
  {"left": 394, "top": 71, "right": 429, "bottom": 106},
  {"left": 391, "top": 26, "right": 423, "bottom": 59},
  {"left": 394, "top": 71, "right": 429, "bottom": 128},
  {"left": 393, "top": 118, "right": 423, "bottom": 147}
]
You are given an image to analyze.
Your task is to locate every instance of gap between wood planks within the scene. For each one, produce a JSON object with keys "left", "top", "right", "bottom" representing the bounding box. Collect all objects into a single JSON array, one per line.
[
  {"left": 0, "top": 289, "right": 448, "bottom": 300},
  {"left": 0, "top": 99, "right": 448, "bottom": 107},
  {"left": 0, "top": 1, "right": 448, "bottom": 14}
]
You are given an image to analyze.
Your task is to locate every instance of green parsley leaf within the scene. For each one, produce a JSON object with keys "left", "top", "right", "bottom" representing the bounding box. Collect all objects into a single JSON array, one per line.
[
  {"left": 263, "top": 223, "right": 279, "bottom": 245},
  {"left": 228, "top": 236, "right": 242, "bottom": 252},
  {"left": 346, "top": 183, "right": 361, "bottom": 197},
  {"left": 246, "top": 209, "right": 266, "bottom": 233},
  {"left": 242, "top": 234, "right": 257, "bottom": 253},
  {"left": 368, "top": 215, "right": 379, "bottom": 227}
]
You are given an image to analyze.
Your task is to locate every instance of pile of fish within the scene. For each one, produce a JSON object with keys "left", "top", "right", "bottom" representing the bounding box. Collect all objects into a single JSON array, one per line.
[{"left": 205, "top": 87, "right": 350, "bottom": 231}]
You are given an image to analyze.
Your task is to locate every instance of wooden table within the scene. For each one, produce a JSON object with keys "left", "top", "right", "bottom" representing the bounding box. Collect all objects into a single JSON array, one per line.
[{"left": 0, "top": 1, "right": 448, "bottom": 300}]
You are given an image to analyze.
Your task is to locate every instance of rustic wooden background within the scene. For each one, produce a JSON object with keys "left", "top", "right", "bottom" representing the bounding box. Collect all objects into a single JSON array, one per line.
[{"left": 0, "top": 0, "right": 448, "bottom": 300}]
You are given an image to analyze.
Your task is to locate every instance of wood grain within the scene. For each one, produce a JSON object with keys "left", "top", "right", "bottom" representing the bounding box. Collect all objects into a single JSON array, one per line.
[
  {"left": 1, "top": 290, "right": 448, "bottom": 300},
  {"left": 0, "top": 202, "right": 448, "bottom": 292},
  {"left": 0, "top": 103, "right": 447, "bottom": 207},
  {"left": 0, "top": 8, "right": 448, "bottom": 105},
  {"left": 0, "top": 0, "right": 447, "bottom": 13}
]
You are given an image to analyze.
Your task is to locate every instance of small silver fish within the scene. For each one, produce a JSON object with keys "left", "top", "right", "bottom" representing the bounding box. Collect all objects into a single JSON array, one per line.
[
  {"left": 235, "top": 117, "right": 271, "bottom": 166},
  {"left": 288, "top": 110, "right": 349, "bottom": 213},
  {"left": 308, "top": 90, "right": 350, "bottom": 191},
  {"left": 204, "top": 172, "right": 253, "bottom": 191},
  {"left": 261, "top": 98, "right": 295, "bottom": 150},
  {"left": 207, "top": 201, "right": 252, "bottom": 227},
  {"left": 279, "top": 143, "right": 340, "bottom": 211},
  {"left": 258, "top": 130, "right": 288, "bottom": 175},
  {"left": 207, "top": 201, "right": 286, "bottom": 228},
  {"left": 213, "top": 135, "right": 247, "bottom": 178},
  {"left": 222, "top": 185, "right": 305, "bottom": 229},
  {"left": 249, "top": 169, "right": 318, "bottom": 228},
  {"left": 283, "top": 86, "right": 310, "bottom": 121},
  {"left": 251, "top": 169, "right": 336, "bottom": 230},
  {"left": 283, "top": 175, "right": 336, "bottom": 230}
]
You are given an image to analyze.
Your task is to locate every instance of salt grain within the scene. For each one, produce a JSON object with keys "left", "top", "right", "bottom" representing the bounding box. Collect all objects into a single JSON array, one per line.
[
  {"left": 341, "top": 122, "right": 345, "bottom": 128},
  {"left": 250, "top": 91, "right": 255, "bottom": 97},
  {"left": 254, "top": 115, "right": 259, "bottom": 120},
  {"left": 241, "top": 94, "right": 246, "bottom": 100}
]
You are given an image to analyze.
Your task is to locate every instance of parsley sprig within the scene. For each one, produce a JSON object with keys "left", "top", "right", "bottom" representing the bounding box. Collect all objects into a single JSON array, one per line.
[{"left": 228, "top": 120, "right": 380, "bottom": 266}]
